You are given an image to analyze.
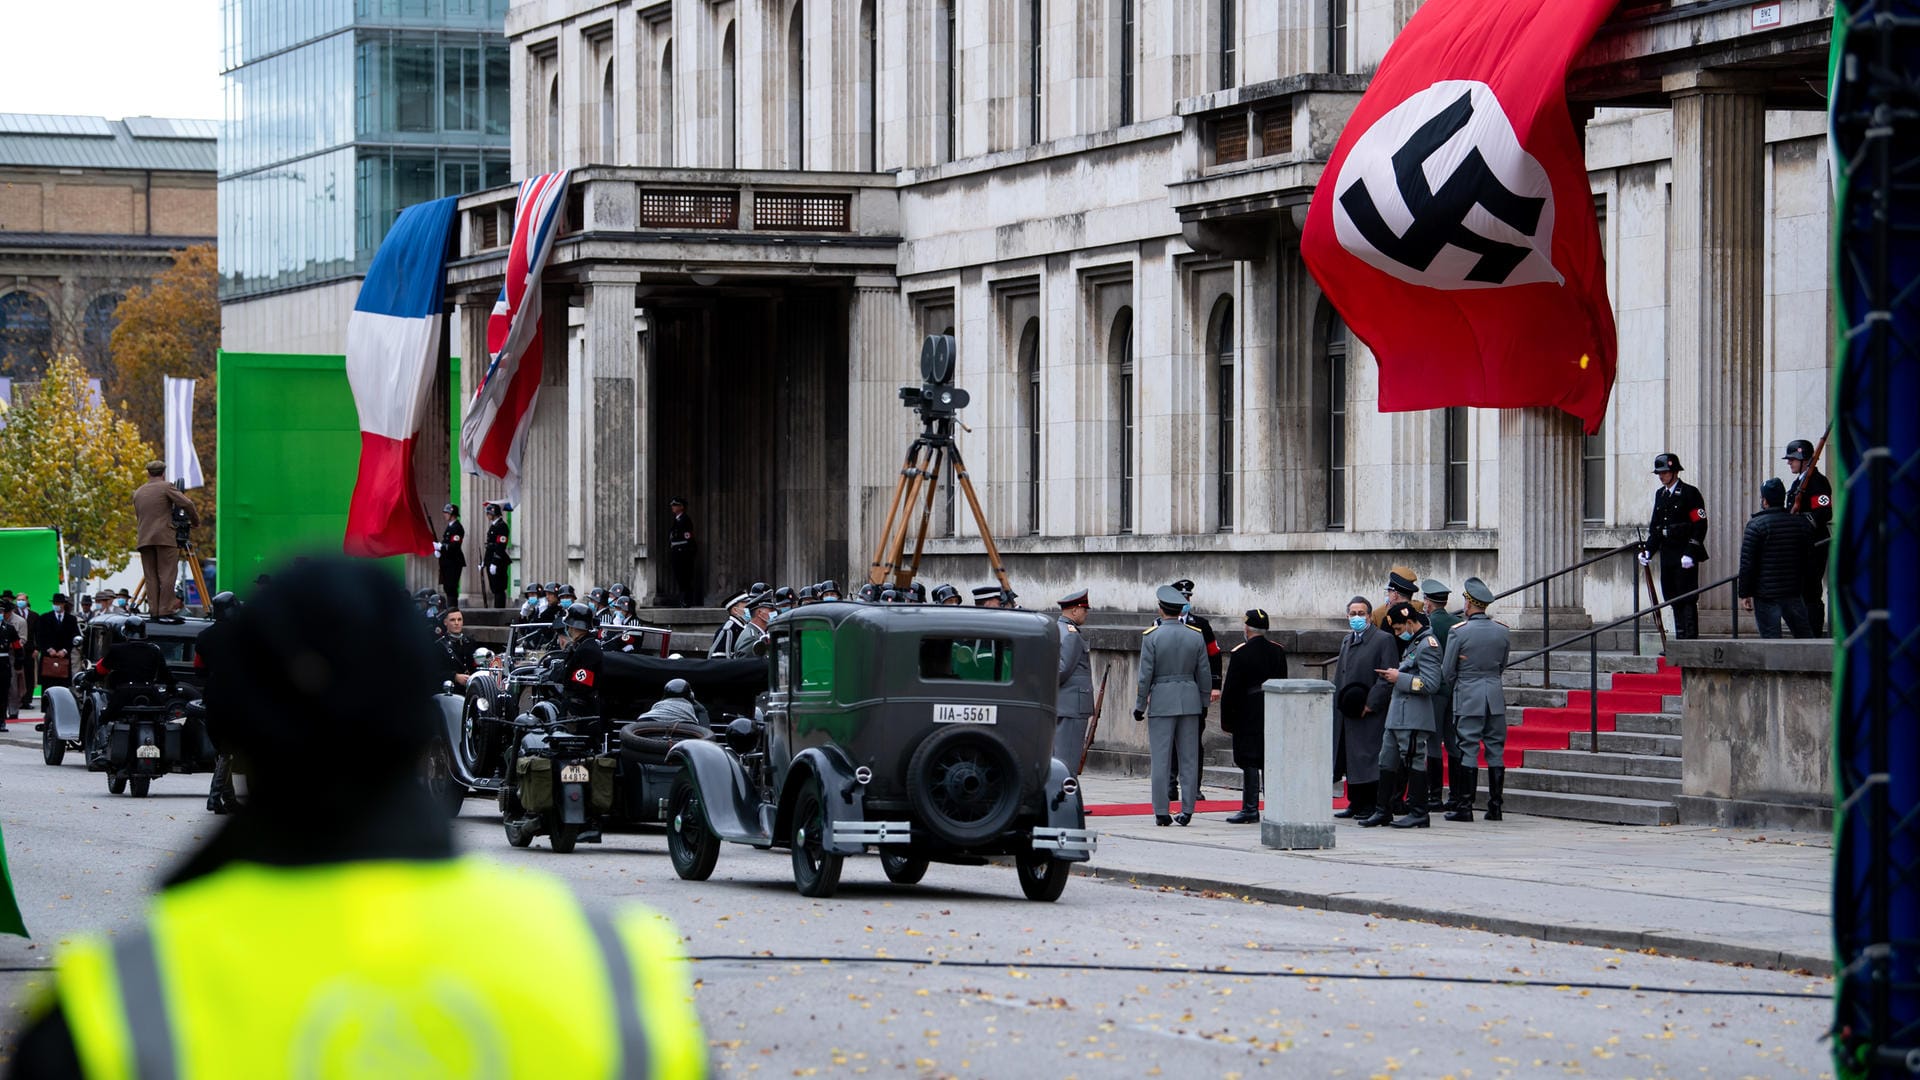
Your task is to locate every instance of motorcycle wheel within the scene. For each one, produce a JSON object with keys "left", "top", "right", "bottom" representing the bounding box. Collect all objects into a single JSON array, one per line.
[
  {"left": 790, "top": 784, "right": 843, "bottom": 899},
  {"left": 107, "top": 775, "right": 126, "bottom": 795},
  {"left": 41, "top": 724, "right": 65, "bottom": 767},
  {"left": 666, "top": 769, "right": 720, "bottom": 881},
  {"left": 880, "top": 853, "right": 930, "bottom": 886},
  {"left": 1014, "top": 850, "right": 1069, "bottom": 902},
  {"left": 502, "top": 815, "right": 535, "bottom": 848},
  {"left": 550, "top": 822, "right": 580, "bottom": 854},
  {"left": 129, "top": 776, "right": 151, "bottom": 799}
]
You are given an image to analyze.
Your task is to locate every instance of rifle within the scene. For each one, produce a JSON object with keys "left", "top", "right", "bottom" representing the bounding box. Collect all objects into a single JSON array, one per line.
[
  {"left": 1078, "top": 661, "right": 1112, "bottom": 775},
  {"left": 1642, "top": 557, "right": 1670, "bottom": 654},
  {"left": 1791, "top": 422, "right": 1833, "bottom": 514}
]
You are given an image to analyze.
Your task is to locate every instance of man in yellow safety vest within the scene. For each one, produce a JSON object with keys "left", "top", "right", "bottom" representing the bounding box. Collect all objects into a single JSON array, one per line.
[{"left": 7, "top": 557, "right": 705, "bottom": 1079}]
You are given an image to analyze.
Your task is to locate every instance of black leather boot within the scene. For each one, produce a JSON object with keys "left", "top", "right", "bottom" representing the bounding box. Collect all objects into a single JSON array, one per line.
[
  {"left": 1443, "top": 767, "right": 1477, "bottom": 822},
  {"left": 1392, "top": 767, "right": 1431, "bottom": 828},
  {"left": 1358, "top": 773, "right": 1396, "bottom": 827},
  {"left": 1446, "top": 756, "right": 1467, "bottom": 811},
  {"left": 1425, "top": 757, "right": 1445, "bottom": 813},
  {"left": 1225, "top": 768, "right": 1260, "bottom": 823},
  {"left": 1484, "top": 767, "right": 1506, "bottom": 821}
]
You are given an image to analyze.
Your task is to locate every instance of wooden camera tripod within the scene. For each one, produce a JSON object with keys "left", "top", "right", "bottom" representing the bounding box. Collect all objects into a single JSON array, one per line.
[{"left": 866, "top": 416, "right": 1015, "bottom": 598}]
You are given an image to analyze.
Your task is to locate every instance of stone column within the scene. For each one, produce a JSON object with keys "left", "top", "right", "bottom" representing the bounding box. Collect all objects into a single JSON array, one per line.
[
  {"left": 1270, "top": 241, "right": 1321, "bottom": 530},
  {"left": 1262, "top": 678, "right": 1336, "bottom": 850},
  {"left": 581, "top": 279, "right": 640, "bottom": 588},
  {"left": 848, "top": 279, "right": 905, "bottom": 580},
  {"left": 1497, "top": 407, "right": 1586, "bottom": 617},
  {"left": 1666, "top": 72, "right": 1766, "bottom": 616}
]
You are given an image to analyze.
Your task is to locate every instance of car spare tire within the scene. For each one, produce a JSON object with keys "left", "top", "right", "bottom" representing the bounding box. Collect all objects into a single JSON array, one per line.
[
  {"left": 907, "top": 726, "right": 1022, "bottom": 847},
  {"left": 617, "top": 720, "right": 712, "bottom": 763}
]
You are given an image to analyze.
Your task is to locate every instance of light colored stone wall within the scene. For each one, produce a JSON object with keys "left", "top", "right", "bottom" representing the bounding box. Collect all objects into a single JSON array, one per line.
[{"left": 220, "top": 280, "right": 361, "bottom": 357}]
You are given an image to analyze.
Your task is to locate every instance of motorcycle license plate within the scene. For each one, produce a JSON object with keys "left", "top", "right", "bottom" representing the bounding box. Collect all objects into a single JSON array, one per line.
[
  {"left": 136, "top": 745, "right": 161, "bottom": 759},
  {"left": 559, "top": 764, "right": 590, "bottom": 783}
]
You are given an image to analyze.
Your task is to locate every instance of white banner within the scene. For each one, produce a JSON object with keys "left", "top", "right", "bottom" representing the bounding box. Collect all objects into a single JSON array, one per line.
[{"left": 163, "top": 376, "right": 205, "bottom": 490}]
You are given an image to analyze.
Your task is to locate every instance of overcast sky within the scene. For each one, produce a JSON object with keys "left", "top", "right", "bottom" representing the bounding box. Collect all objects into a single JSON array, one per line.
[{"left": 1, "top": 0, "right": 221, "bottom": 121}]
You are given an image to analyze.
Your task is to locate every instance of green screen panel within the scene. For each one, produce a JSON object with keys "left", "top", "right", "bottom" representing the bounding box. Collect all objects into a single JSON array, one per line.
[{"left": 0, "top": 528, "right": 63, "bottom": 604}]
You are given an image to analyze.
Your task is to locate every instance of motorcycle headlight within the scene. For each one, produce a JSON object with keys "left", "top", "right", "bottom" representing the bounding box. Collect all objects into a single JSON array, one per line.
[{"left": 475, "top": 697, "right": 490, "bottom": 713}]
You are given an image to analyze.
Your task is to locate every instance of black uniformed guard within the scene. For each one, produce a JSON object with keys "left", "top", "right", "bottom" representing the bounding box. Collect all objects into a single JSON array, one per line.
[
  {"left": 665, "top": 496, "right": 697, "bottom": 607},
  {"left": 933, "top": 583, "right": 962, "bottom": 606},
  {"left": 1641, "top": 453, "right": 1710, "bottom": 640},
  {"left": 971, "top": 585, "right": 1004, "bottom": 608},
  {"left": 1219, "top": 609, "right": 1287, "bottom": 824},
  {"left": 440, "top": 608, "right": 478, "bottom": 688},
  {"left": 482, "top": 501, "right": 512, "bottom": 608},
  {"left": 817, "top": 580, "right": 842, "bottom": 602},
  {"left": 556, "top": 603, "right": 604, "bottom": 719},
  {"left": 437, "top": 503, "right": 466, "bottom": 609},
  {"left": 203, "top": 591, "right": 241, "bottom": 814},
  {"left": 1782, "top": 438, "right": 1832, "bottom": 633}
]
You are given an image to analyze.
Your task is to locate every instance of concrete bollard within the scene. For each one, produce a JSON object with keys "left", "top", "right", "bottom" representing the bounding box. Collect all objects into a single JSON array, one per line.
[{"left": 1261, "top": 678, "right": 1336, "bottom": 850}]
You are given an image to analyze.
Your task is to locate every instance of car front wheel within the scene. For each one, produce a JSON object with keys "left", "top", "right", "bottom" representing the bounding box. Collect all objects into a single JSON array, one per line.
[
  {"left": 41, "top": 724, "right": 64, "bottom": 766},
  {"left": 1014, "top": 851, "right": 1069, "bottom": 902},
  {"left": 667, "top": 769, "right": 720, "bottom": 881},
  {"left": 790, "top": 784, "right": 843, "bottom": 898}
]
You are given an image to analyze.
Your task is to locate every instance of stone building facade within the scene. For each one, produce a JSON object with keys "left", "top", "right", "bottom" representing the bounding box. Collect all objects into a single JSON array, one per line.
[
  {"left": 0, "top": 114, "right": 216, "bottom": 383},
  {"left": 424, "top": 0, "right": 1831, "bottom": 623}
]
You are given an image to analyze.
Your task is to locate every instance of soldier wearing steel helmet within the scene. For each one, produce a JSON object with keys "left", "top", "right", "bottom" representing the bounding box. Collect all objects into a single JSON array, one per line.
[
  {"left": 1640, "top": 453, "right": 1710, "bottom": 640},
  {"left": 1782, "top": 438, "right": 1832, "bottom": 633}
]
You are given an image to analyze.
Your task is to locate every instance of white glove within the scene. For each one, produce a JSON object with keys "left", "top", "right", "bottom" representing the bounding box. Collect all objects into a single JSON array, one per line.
[
  {"left": 1680, "top": 555, "right": 1695, "bottom": 570},
  {"left": 486, "top": 565, "right": 496, "bottom": 575},
  {"left": 432, "top": 542, "right": 442, "bottom": 555},
  {"left": 1637, "top": 551, "right": 1651, "bottom": 567}
]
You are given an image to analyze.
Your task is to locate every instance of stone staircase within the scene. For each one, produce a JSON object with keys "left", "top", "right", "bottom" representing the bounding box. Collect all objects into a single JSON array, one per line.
[{"left": 1490, "top": 654, "right": 1685, "bottom": 825}]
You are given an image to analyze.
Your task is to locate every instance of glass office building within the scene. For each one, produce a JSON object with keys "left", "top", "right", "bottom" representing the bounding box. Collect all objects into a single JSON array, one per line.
[{"left": 218, "top": 0, "right": 511, "bottom": 298}]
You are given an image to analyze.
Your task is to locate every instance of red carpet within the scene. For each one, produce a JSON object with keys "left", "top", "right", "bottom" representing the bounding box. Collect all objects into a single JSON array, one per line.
[
  {"left": 1087, "top": 797, "right": 1349, "bottom": 817},
  {"left": 1502, "top": 660, "right": 1683, "bottom": 768}
]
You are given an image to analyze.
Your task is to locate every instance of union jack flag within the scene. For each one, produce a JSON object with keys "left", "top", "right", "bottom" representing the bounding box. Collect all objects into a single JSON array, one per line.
[{"left": 460, "top": 170, "right": 571, "bottom": 500}]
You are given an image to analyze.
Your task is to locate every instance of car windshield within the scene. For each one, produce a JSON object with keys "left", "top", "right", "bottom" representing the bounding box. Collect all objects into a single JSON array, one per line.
[
  {"left": 147, "top": 637, "right": 193, "bottom": 663},
  {"left": 918, "top": 637, "right": 1014, "bottom": 683}
]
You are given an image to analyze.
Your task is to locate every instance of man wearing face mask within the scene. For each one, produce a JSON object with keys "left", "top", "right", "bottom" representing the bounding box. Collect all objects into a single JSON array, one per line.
[
  {"left": 1333, "top": 596, "right": 1398, "bottom": 823},
  {"left": 1362, "top": 602, "right": 1444, "bottom": 829}
]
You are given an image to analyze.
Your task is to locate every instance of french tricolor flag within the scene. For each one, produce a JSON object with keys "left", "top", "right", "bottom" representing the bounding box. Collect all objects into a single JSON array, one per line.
[{"left": 342, "top": 196, "right": 460, "bottom": 559}]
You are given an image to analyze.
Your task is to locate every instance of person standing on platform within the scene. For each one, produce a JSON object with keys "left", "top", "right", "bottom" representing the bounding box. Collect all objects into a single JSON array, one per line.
[
  {"left": 436, "top": 503, "right": 466, "bottom": 609},
  {"left": 665, "top": 497, "right": 698, "bottom": 607},
  {"left": 1443, "top": 577, "right": 1512, "bottom": 822},
  {"left": 1782, "top": 439, "right": 1832, "bottom": 634},
  {"left": 1053, "top": 589, "right": 1094, "bottom": 775},
  {"left": 1738, "top": 478, "right": 1816, "bottom": 639},
  {"left": 1334, "top": 596, "right": 1397, "bottom": 823},
  {"left": 1133, "top": 585, "right": 1212, "bottom": 827},
  {"left": 1218, "top": 608, "right": 1287, "bottom": 825},
  {"left": 132, "top": 461, "right": 198, "bottom": 620},
  {"left": 482, "top": 501, "right": 513, "bottom": 609},
  {"left": 1641, "top": 453, "right": 1709, "bottom": 640}
]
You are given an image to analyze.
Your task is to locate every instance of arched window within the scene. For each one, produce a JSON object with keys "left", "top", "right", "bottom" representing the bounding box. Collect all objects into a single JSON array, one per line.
[
  {"left": 599, "top": 60, "right": 616, "bottom": 163},
  {"left": 1320, "top": 306, "right": 1348, "bottom": 530},
  {"left": 546, "top": 75, "right": 560, "bottom": 169},
  {"left": 1019, "top": 317, "right": 1042, "bottom": 534},
  {"left": 1210, "top": 296, "right": 1235, "bottom": 531},
  {"left": 786, "top": 3, "right": 805, "bottom": 168},
  {"left": 857, "top": 1, "right": 877, "bottom": 170},
  {"left": 82, "top": 292, "right": 124, "bottom": 378},
  {"left": 721, "top": 23, "right": 738, "bottom": 168},
  {"left": 0, "top": 291, "right": 54, "bottom": 378},
  {"left": 659, "top": 42, "right": 675, "bottom": 166},
  {"left": 1111, "top": 307, "right": 1135, "bottom": 534}
]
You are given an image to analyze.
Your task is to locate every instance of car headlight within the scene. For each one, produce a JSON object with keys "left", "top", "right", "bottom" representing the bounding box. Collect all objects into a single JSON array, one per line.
[{"left": 475, "top": 697, "right": 490, "bottom": 712}]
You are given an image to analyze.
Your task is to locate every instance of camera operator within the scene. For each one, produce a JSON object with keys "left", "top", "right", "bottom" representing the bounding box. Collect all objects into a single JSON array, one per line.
[{"left": 132, "top": 461, "right": 199, "bottom": 621}]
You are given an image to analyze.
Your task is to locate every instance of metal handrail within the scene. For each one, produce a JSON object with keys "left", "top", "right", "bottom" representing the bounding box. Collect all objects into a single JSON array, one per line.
[
  {"left": 1489, "top": 540, "right": 1643, "bottom": 685},
  {"left": 1503, "top": 570, "right": 1741, "bottom": 753}
]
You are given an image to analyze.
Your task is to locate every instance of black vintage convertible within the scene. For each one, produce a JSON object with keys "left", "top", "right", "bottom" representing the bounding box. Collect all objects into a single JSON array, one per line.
[
  {"left": 40, "top": 614, "right": 217, "bottom": 797},
  {"left": 664, "top": 602, "right": 1097, "bottom": 900}
]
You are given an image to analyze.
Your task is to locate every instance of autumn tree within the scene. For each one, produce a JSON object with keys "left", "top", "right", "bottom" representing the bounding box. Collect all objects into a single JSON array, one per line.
[
  {"left": 109, "top": 244, "right": 218, "bottom": 551},
  {"left": 0, "top": 356, "right": 155, "bottom": 569}
]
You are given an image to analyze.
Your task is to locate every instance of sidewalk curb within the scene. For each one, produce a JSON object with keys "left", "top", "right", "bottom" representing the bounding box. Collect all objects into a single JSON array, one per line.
[{"left": 1075, "top": 864, "right": 1828, "bottom": 975}]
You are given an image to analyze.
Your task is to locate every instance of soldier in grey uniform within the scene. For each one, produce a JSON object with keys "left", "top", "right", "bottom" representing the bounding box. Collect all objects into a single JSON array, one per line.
[
  {"left": 1054, "top": 589, "right": 1094, "bottom": 774},
  {"left": 1132, "top": 585, "right": 1213, "bottom": 826},
  {"left": 1442, "top": 576, "right": 1513, "bottom": 822},
  {"left": 1360, "top": 601, "right": 1445, "bottom": 829},
  {"left": 729, "top": 594, "right": 779, "bottom": 657}
]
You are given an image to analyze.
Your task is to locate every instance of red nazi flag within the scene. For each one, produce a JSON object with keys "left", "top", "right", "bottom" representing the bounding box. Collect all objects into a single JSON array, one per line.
[{"left": 1302, "top": 0, "right": 1618, "bottom": 433}]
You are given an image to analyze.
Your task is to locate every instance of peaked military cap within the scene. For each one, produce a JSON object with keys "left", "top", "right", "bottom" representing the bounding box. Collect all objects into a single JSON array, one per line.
[
  {"left": 1057, "top": 588, "right": 1089, "bottom": 608},
  {"left": 1155, "top": 584, "right": 1188, "bottom": 609},
  {"left": 1462, "top": 577, "right": 1495, "bottom": 605},
  {"left": 1387, "top": 571, "right": 1418, "bottom": 595},
  {"left": 1170, "top": 578, "right": 1196, "bottom": 594},
  {"left": 1420, "top": 578, "right": 1450, "bottom": 599},
  {"left": 1244, "top": 608, "right": 1269, "bottom": 630},
  {"left": 971, "top": 585, "right": 1003, "bottom": 599}
]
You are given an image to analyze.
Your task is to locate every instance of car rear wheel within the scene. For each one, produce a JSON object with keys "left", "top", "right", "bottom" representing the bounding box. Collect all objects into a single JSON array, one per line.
[
  {"left": 41, "top": 724, "right": 64, "bottom": 766},
  {"left": 790, "top": 785, "right": 843, "bottom": 898},
  {"left": 1014, "top": 851, "right": 1069, "bottom": 902},
  {"left": 907, "top": 727, "right": 1023, "bottom": 847},
  {"left": 880, "top": 853, "right": 929, "bottom": 885},
  {"left": 666, "top": 769, "right": 720, "bottom": 881},
  {"left": 107, "top": 775, "right": 126, "bottom": 795},
  {"left": 129, "top": 776, "right": 151, "bottom": 799}
]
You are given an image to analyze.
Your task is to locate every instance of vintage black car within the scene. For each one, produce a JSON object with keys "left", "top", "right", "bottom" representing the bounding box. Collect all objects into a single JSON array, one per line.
[
  {"left": 41, "top": 614, "right": 217, "bottom": 796},
  {"left": 40, "top": 613, "right": 210, "bottom": 771},
  {"left": 666, "top": 602, "right": 1096, "bottom": 901}
]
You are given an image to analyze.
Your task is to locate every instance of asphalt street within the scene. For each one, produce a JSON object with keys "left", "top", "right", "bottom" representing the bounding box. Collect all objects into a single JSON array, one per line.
[{"left": 0, "top": 745, "right": 1835, "bottom": 1078}]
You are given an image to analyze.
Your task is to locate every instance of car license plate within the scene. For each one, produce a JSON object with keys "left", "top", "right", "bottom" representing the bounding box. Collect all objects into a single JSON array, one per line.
[
  {"left": 934, "top": 704, "right": 997, "bottom": 725},
  {"left": 559, "top": 764, "right": 590, "bottom": 783},
  {"left": 136, "top": 745, "right": 161, "bottom": 759}
]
